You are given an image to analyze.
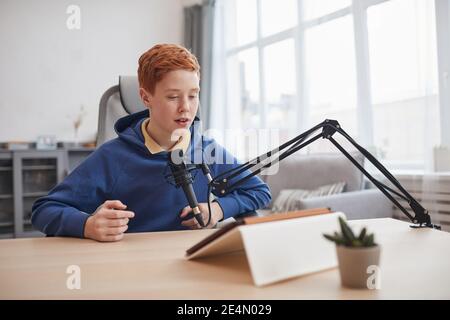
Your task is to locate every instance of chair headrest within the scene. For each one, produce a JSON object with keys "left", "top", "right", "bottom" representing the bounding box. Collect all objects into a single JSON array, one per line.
[{"left": 119, "top": 76, "right": 147, "bottom": 114}]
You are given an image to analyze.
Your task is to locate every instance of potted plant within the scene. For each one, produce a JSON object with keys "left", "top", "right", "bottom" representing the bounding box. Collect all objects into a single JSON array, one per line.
[{"left": 323, "top": 216, "right": 381, "bottom": 289}]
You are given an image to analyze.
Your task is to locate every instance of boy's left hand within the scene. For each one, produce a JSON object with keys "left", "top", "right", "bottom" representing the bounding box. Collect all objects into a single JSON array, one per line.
[{"left": 180, "top": 202, "right": 224, "bottom": 229}]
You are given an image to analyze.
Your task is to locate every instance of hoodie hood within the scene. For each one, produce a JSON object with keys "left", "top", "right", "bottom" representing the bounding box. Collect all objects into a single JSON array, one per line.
[{"left": 114, "top": 109, "right": 204, "bottom": 159}]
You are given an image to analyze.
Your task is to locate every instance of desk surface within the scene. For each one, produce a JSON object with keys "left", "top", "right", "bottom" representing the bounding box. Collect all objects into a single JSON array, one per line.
[{"left": 1, "top": 218, "right": 449, "bottom": 299}]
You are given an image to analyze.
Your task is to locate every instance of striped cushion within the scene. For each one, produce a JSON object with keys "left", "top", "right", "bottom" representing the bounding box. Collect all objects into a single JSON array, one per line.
[{"left": 271, "top": 182, "right": 346, "bottom": 213}]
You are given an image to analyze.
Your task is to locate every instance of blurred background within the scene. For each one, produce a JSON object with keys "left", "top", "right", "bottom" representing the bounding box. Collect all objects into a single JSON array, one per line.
[
  {"left": 1, "top": 0, "right": 449, "bottom": 237},
  {"left": 1, "top": 0, "right": 448, "bottom": 169}
]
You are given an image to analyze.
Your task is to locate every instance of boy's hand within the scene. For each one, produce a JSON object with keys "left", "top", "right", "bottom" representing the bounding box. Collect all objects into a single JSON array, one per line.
[
  {"left": 180, "top": 202, "right": 224, "bottom": 229},
  {"left": 84, "top": 200, "right": 135, "bottom": 242}
]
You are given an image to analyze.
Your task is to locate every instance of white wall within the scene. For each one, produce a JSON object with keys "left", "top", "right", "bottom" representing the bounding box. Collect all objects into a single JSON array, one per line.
[{"left": 0, "top": 0, "right": 183, "bottom": 143}]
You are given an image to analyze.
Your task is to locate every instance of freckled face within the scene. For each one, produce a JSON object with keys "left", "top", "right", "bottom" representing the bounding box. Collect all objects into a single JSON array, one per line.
[{"left": 140, "top": 70, "right": 200, "bottom": 136}]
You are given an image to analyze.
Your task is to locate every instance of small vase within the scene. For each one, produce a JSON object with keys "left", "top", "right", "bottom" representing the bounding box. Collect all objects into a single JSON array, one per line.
[
  {"left": 73, "top": 127, "right": 80, "bottom": 147},
  {"left": 336, "top": 245, "right": 381, "bottom": 289}
]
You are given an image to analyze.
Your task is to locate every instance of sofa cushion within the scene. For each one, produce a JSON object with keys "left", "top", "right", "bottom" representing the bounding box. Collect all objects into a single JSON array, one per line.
[
  {"left": 272, "top": 181, "right": 346, "bottom": 212},
  {"left": 262, "top": 153, "right": 365, "bottom": 205}
]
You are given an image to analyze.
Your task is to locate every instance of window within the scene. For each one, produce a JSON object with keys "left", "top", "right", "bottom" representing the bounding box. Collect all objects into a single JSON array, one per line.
[
  {"left": 305, "top": 15, "right": 357, "bottom": 135},
  {"left": 260, "top": 0, "right": 297, "bottom": 36},
  {"left": 304, "top": 14, "right": 358, "bottom": 154},
  {"left": 225, "top": 0, "right": 257, "bottom": 48},
  {"left": 224, "top": 0, "right": 299, "bottom": 154},
  {"left": 264, "top": 39, "right": 297, "bottom": 131},
  {"left": 302, "top": 0, "right": 351, "bottom": 21},
  {"left": 367, "top": 0, "right": 439, "bottom": 166},
  {"left": 226, "top": 48, "right": 260, "bottom": 130},
  {"left": 218, "top": 0, "right": 443, "bottom": 170}
]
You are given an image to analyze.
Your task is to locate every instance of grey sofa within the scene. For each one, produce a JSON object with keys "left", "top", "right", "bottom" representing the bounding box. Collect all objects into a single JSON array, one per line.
[{"left": 258, "top": 153, "right": 394, "bottom": 220}]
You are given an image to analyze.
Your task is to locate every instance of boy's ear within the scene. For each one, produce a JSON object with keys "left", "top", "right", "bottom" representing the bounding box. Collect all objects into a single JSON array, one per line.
[{"left": 139, "top": 88, "right": 152, "bottom": 108}]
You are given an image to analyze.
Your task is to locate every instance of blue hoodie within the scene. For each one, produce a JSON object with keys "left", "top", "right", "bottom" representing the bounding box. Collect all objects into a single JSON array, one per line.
[{"left": 31, "top": 110, "right": 271, "bottom": 238}]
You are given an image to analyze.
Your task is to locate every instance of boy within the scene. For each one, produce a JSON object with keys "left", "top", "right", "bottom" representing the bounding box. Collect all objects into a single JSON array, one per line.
[{"left": 32, "top": 44, "right": 271, "bottom": 242}]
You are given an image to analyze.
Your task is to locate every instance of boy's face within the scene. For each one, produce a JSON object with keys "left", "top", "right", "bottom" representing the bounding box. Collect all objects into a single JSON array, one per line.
[{"left": 140, "top": 70, "right": 200, "bottom": 136}]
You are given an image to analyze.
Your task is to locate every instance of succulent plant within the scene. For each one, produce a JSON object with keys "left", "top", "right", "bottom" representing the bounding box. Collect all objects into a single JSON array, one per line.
[{"left": 323, "top": 216, "right": 377, "bottom": 248}]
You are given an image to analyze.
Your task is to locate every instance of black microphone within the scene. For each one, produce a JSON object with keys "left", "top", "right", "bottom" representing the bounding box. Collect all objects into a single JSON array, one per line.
[
  {"left": 168, "top": 150, "right": 205, "bottom": 228},
  {"left": 199, "top": 163, "right": 213, "bottom": 183}
]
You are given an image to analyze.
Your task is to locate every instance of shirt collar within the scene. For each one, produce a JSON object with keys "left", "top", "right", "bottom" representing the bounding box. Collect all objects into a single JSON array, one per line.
[{"left": 141, "top": 118, "right": 191, "bottom": 154}]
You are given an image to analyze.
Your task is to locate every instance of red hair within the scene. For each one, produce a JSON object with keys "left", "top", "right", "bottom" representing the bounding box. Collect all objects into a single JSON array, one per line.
[{"left": 138, "top": 44, "right": 200, "bottom": 94}]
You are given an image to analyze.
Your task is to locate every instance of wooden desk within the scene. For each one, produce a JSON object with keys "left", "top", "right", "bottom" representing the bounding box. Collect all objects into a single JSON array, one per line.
[{"left": 0, "top": 218, "right": 449, "bottom": 299}]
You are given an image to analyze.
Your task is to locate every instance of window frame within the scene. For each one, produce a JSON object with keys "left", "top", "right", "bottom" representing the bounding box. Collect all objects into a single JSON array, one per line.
[{"left": 223, "top": 0, "right": 450, "bottom": 171}]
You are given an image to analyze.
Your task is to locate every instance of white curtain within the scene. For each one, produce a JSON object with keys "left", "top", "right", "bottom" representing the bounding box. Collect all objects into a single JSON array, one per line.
[{"left": 208, "top": 0, "right": 228, "bottom": 141}]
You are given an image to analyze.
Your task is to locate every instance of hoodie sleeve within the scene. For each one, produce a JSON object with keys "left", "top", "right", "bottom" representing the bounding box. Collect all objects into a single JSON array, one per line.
[
  {"left": 204, "top": 140, "right": 272, "bottom": 220},
  {"left": 31, "top": 145, "right": 119, "bottom": 238}
]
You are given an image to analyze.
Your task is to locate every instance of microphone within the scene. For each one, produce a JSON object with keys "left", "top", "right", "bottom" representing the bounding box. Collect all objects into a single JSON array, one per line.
[
  {"left": 168, "top": 150, "right": 205, "bottom": 228},
  {"left": 199, "top": 163, "right": 213, "bottom": 183}
]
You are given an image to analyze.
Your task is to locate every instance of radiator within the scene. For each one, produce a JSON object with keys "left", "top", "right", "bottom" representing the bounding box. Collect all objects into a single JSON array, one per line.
[{"left": 386, "top": 174, "right": 450, "bottom": 232}]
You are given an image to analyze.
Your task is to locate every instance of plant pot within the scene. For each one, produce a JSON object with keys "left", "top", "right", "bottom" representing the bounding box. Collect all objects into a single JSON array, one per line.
[{"left": 336, "top": 245, "right": 381, "bottom": 289}]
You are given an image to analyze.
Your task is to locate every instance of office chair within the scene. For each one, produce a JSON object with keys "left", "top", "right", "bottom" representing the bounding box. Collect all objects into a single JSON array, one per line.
[
  {"left": 97, "top": 76, "right": 147, "bottom": 146},
  {"left": 97, "top": 75, "right": 210, "bottom": 146}
]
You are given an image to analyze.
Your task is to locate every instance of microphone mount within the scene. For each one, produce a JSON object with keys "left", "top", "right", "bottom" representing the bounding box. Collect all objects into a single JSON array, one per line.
[{"left": 208, "top": 119, "right": 441, "bottom": 230}]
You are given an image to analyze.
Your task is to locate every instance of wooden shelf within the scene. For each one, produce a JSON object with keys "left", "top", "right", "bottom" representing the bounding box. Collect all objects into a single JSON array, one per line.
[
  {"left": 23, "top": 192, "right": 48, "bottom": 198},
  {"left": 67, "top": 147, "right": 95, "bottom": 152},
  {"left": 0, "top": 194, "right": 13, "bottom": 199},
  {"left": 0, "top": 221, "right": 14, "bottom": 227},
  {"left": 22, "top": 165, "right": 56, "bottom": 171}
]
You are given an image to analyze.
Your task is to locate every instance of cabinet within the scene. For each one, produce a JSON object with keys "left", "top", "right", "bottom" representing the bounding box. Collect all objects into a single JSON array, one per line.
[
  {"left": 0, "top": 147, "right": 94, "bottom": 239},
  {"left": 0, "top": 153, "right": 14, "bottom": 238}
]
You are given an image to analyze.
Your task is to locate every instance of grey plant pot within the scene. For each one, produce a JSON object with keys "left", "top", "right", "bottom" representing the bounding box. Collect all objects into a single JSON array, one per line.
[{"left": 336, "top": 245, "right": 381, "bottom": 289}]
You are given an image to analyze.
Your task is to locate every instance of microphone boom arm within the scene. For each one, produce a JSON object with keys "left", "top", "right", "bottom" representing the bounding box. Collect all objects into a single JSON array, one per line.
[{"left": 209, "top": 119, "right": 441, "bottom": 230}]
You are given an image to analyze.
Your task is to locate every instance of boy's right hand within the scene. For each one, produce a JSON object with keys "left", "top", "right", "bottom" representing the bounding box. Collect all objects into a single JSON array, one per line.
[{"left": 83, "top": 200, "right": 135, "bottom": 242}]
